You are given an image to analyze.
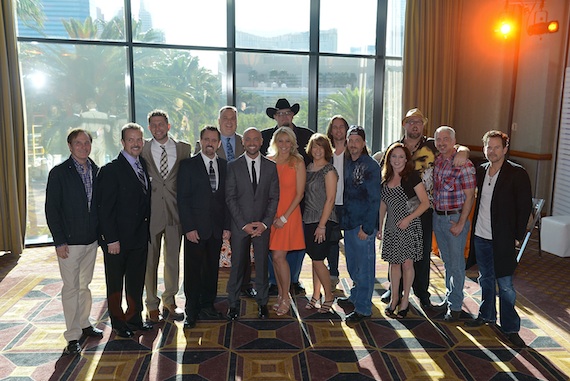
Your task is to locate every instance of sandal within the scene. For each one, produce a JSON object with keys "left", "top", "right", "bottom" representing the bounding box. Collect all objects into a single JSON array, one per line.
[
  {"left": 396, "top": 304, "right": 410, "bottom": 319},
  {"left": 305, "top": 295, "right": 321, "bottom": 310},
  {"left": 272, "top": 295, "right": 283, "bottom": 311},
  {"left": 318, "top": 299, "right": 334, "bottom": 314},
  {"left": 276, "top": 297, "right": 291, "bottom": 316},
  {"left": 384, "top": 300, "right": 399, "bottom": 317}
]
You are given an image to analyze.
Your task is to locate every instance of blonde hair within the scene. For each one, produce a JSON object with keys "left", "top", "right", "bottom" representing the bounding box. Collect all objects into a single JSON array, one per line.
[{"left": 267, "top": 127, "right": 303, "bottom": 166}]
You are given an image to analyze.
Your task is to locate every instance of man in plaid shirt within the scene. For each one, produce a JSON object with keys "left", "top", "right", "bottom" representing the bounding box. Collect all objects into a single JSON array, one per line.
[{"left": 433, "top": 126, "right": 476, "bottom": 322}]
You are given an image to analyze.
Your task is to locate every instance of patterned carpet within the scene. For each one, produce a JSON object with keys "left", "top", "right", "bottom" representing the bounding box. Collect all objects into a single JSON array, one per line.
[{"left": 0, "top": 237, "right": 568, "bottom": 380}]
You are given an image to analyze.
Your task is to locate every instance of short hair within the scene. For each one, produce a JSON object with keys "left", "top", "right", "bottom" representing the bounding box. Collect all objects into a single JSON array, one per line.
[
  {"left": 67, "top": 128, "right": 92, "bottom": 145},
  {"left": 482, "top": 130, "right": 509, "bottom": 148},
  {"left": 382, "top": 142, "right": 414, "bottom": 183},
  {"left": 434, "top": 126, "right": 456, "bottom": 140},
  {"left": 200, "top": 125, "right": 221, "bottom": 140},
  {"left": 121, "top": 123, "right": 144, "bottom": 140},
  {"left": 268, "top": 126, "right": 303, "bottom": 165},
  {"left": 147, "top": 109, "right": 169, "bottom": 124},
  {"left": 219, "top": 105, "right": 238, "bottom": 118},
  {"left": 306, "top": 133, "right": 334, "bottom": 162},
  {"left": 326, "top": 115, "right": 349, "bottom": 143}
]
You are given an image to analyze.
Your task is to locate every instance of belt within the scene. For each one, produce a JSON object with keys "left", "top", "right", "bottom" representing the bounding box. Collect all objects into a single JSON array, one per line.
[{"left": 435, "top": 209, "right": 462, "bottom": 215}]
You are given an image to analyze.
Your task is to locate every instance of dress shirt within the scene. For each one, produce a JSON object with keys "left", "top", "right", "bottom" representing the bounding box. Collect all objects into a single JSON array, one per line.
[
  {"left": 121, "top": 150, "right": 147, "bottom": 188},
  {"left": 71, "top": 156, "right": 93, "bottom": 210},
  {"left": 433, "top": 150, "right": 476, "bottom": 211},
  {"left": 222, "top": 134, "right": 236, "bottom": 160},
  {"left": 151, "top": 137, "right": 176, "bottom": 174},
  {"left": 244, "top": 153, "right": 261, "bottom": 185},
  {"left": 200, "top": 151, "right": 219, "bottom": 190}
]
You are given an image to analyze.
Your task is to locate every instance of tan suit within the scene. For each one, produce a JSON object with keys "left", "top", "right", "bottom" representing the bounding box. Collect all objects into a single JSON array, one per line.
[
  {"left": 141, "top": 137, "right": 192, "bottom": 311},
  {"left": 194, "top": 133, "right": 244, "bottom": 160}
]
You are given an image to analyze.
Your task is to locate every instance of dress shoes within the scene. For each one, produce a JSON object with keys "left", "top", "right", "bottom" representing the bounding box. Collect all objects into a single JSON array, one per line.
[
  {"left": 163, "top": 304, "right": 185, "bottom": 320},
  {"left": 268, "top": 284, "right": 279, "bottom": 296},
  {"left": 113, "top": 327, "right": 134, "bottom": 338},
  {"left": 443, "top": 309, "right": 462, "bottom": 322},
  {"left": 380, "top": 289, "right": 391, "bottom": 304},
  {"left": 63, "top": 340, "right": 81, "bottom": 355},
  {"left": 258, "top": 304, "right": 269, "bottom": 319},
  {"left": 465, "top": 317, "right": 492, "bottom": 327},
  {"left": 345, "top": 311, "right": 371, "bottom": 324},
  {"left": 183, "top": 317, "right": 197, "bottom": 330},
  {"left": 127, "top": 322, "right": 153, "bottom": 331},
  {"left": 227, "top": 307, "right": 239, "bottom": 321},
  {"left": 146, "top": 309, "right": 164, "bottom": 324},
  {"left": 506, "top": 332, "right": 526, "bottom": 348},
  {"left": 82, "top": 326, "right": 103, "bottom": 337},
  {"left": 336, "top": 296, "right": 354, "bottom": 308},
  {"left": 431, "top": 300, "right": 448, "bottom": 312},
  {"left": 199, "top": 306, "right": 223, "bottom": 319},
  {"left": 242, "top": 287, "right": 257, "bottom": 298},
  {"left": 292, "top": 282, "right": 306, "bottom": 295}
]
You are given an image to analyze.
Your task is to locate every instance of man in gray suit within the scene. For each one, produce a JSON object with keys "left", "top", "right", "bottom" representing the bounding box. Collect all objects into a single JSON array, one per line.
[
  {"left": 195, "top": 106, "right": 245, "bottom": 160},
  {"left": 225, "top": 127, "right": 279, "bottom": 320},
  {"left": 141, "top": 110, "right": 192, "bottom": 323}
]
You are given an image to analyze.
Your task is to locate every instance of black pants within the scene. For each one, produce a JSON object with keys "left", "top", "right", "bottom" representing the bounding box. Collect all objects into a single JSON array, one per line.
[
  {"left": 184, "top": 236, "right": 223, "bottom": 319},
  {"left": 103, "top": 246, "right": 147, "bottom": 328}
]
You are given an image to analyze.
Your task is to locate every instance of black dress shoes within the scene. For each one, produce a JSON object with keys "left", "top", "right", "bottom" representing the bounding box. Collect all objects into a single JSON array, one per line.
[
  {"left": 465, "top": 317, "right": 491, "bottom": 327},
  {"left": 199, "top": 307, "right": 223, "bottom": 319},
  {"left": 127, "top": 322, "right": 153, "bottom": 332},
  {"left": 345, "top": 311, "right": 371, "bottom": 324},
  {"left": 242, "top": 287, "right": 257, "bottom": 298},
  {"left": 431, "top": 301, "right": 448, "bottom": 312},
  {"left": 227, "top": 307, "right": 239, "bottom": 321},
  {"left": 336, "top": 296, "right": 354, "bottom": 308},
  {"left": 506, "top": 332, "right": 526, "bottom": 348},
  {"left": 63, "top": 340, "right": 81, "bottom": 355},
  {"left": 443, "top": 309, "right": 462, "bottom": 322},
  {"left": 113, "top": 327, "right": 134, "bottom": 338},
  {"left": 82, "top": 326, "right": 103, "bottom": 337},
  {"left": 258, "top": 304, "right": 269, "bottom": 319},
  {"left": 184, "top": 317, "right": 197, "bottom": 329}
]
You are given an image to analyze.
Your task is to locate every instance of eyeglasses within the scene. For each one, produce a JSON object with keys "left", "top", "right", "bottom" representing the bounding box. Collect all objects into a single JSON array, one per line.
[{"left": 275, "top": 111, "right": 293, "bottom": 116}]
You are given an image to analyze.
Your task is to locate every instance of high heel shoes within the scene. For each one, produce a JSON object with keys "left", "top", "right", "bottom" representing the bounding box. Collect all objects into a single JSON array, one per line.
[
  {"left": 305, "top": 295, "right": 321, "bottom": 310},
  {"left": 273, "top": 295, "right": 283, "bottom": 311},
  {"left": 396, "top": 305, "right": 410, "bottom": 319},
  {"left": 318, "top": 299, "right": 334, "bottom": 314},
  {"left": 276, "top": 296, "right": 291, "bottom": 316}
]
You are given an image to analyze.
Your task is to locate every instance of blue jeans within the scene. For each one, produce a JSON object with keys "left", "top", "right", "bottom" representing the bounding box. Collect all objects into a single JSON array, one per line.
[
  {"left": 433, "top": 213, "right": 470, "bottom": 311},
  {"left": 268, "top": 249, "right": 305, "bottom": 285},
  {"left": 473, "top": 236, "right": 520, "bottom": 333},
  {"left": 344, "top": 226, "right": 377, "bottom": 316}
]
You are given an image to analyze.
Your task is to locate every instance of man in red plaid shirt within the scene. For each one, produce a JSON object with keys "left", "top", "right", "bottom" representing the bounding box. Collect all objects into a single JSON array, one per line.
[{"left": 432, "top": 126, "right": 476, "bottom": 322}]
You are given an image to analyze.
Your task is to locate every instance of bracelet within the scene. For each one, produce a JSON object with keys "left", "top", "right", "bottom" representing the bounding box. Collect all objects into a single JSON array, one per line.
[{"left": 280, "top": 215, "right": 288, "bottom": 224}]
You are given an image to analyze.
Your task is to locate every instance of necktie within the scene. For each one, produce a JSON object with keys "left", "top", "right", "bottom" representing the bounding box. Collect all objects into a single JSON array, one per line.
[
  {"left": 251, "top": 160, "right": 257, "bottom": 193},
  {"left": 209, "top": 160, "right": 216, "bottom": 192},
  {"left": 135, "top": 160, "right": 147, "bottom": 194},
  {"left": 160, "top": 145, "right": 168, "bottom": 179},
  {"left": 226, "top": 137, "right": 235, "bottom": 162}
]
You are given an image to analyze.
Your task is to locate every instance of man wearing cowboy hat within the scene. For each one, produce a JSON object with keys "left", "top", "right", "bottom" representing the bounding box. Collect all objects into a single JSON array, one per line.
[{"left": 261, "top": 98, "right": 315, "bottom": 296}]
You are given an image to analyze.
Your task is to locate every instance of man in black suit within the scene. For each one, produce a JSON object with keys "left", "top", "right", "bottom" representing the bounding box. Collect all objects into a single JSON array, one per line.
[
  {"left": 97, "top": 123, "right": 152, "bottom": 338},
  {"left": 178, "top": 126, "right": 230, "bottom": 329},
  {"left": 465, "top": 130, "right": 532, "bottom": 348},
  {"left": 226, "top": 127, "right": 279, "bottom": 320},
  {"left": 45, "top": 128, "right": 103, "bottom": 355},
  {"left": 261, "top": 98, "right": 314, "bottom": 296}
]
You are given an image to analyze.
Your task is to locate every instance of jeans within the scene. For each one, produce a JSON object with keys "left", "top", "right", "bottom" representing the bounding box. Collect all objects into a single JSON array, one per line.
[
  {"left": 344, "top": 226, "right": 377, "bottom": 316},
  {"left": 433, "top": 213, "right": 470, "bottom": 311},
  {"left": 268, "top": 249, "right": 305, "bottom": 285},
  {"left": 412, "top": 208, "right": 433, "bottom": 301},
  {"left": 474, "top": 236, "right": 520, "bottom": 333}
]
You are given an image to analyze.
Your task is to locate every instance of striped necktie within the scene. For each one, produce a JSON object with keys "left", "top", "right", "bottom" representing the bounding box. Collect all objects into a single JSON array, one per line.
[
  {"left": 160, "top": 145, "right": 168, "bottom": 179},
  {"left": 135, "top": 160, "right": 147, "bottom": 194},
  {"left": 226, "top": 137, "right": 235, "bottom": 162},
  {"left": 209, "top": 160, "right": 216, "bottom": 192}
]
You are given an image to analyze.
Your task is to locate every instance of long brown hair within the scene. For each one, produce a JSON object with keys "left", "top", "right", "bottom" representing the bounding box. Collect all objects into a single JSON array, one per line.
[{"left": 382, "top": 142, "right": 414, "bottom": 183}]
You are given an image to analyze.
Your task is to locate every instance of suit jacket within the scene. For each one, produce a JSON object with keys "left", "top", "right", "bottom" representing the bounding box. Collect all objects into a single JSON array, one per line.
[
  {"left": 141, "top": 138, "right": 192, "bottom": 234},
  {"left": 177, "top": 154, "right": 229, "bottom": 240},
  {"left": 96, "top": 153, "right": 151, "bottom": 250},
  {"left": 45, "top": 156, "right": 99, "bottom": 246},
  {"left": 468, "top": 160, "right": 532, "bottom": 277},
  {"left": 261, "top": 124, "right": 314, "bottom": 165},
  {"left": 225, "top": 153, "right": 280, "bottom": 236},
  {"left": 194, "top": 133, "right": 245, "bottom": 160}
]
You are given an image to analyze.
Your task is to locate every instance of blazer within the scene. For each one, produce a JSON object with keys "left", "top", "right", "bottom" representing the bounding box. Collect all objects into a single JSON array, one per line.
[
  {"left": 225, "top": 153, "right": 280, "bottom": 236},
  {"left": 45, "top": 156, "right": 99, "bottom": 246},
  {"left": 261, "top": 124, "right": 314, "bottom": 165},
  {"left": 140, "top": 138, "right": 192, "bottom": 234},
  {"left": 177, "top": 154, "right": 229, "bottom": 240},
  {"left": 468, "top": 160, "right": 532, "bottom": 277},
  {"left": 96, "top": 153, "right": 151, "bottom": 250},
  {"left": 194, "top": 133, "right": 245, "bottom": 160}
]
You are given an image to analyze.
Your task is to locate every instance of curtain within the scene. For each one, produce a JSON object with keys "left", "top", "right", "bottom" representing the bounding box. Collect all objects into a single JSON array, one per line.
[
  {"left": 0, "top": 0, "right": 26, "bottom": 254},
  {"left": 402, "top": 0, "right": 463, "bottom": 136}
]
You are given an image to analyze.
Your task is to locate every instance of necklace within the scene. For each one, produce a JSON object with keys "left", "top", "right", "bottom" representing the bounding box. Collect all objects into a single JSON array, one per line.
[{"left": 487, "top": 168, "right": 499, "bottom": 186}]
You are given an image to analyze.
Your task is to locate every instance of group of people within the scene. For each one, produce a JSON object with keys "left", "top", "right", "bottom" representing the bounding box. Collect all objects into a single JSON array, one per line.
[{"left": 45, "top": 98, "right": 533, "bottom": 357}]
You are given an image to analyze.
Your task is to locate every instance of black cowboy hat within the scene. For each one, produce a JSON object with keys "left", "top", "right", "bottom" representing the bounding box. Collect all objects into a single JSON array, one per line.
[{"left": 266, "top": 98, "right": 300, "bottom": 119}]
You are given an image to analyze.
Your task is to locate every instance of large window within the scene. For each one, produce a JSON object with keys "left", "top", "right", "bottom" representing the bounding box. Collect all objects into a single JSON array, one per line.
[{"left": 16, "top": 0, "right": 405, "bottom": 244}]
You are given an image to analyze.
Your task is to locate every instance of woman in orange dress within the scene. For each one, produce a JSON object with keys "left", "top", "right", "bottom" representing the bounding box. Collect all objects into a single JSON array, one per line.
[{"left": 268, "top": 127, "right": 306, "bottom": 315}]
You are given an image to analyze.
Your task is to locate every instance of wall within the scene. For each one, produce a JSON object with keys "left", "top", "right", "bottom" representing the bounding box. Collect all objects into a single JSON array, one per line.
[{"left": 454, "top": 0, "right": 570, "bottom": 212}]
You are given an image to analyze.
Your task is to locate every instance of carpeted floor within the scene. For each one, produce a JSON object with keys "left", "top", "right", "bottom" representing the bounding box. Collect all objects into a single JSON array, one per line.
[{"left": 0, "top": 235, "right": 568, "bottom": 380}]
